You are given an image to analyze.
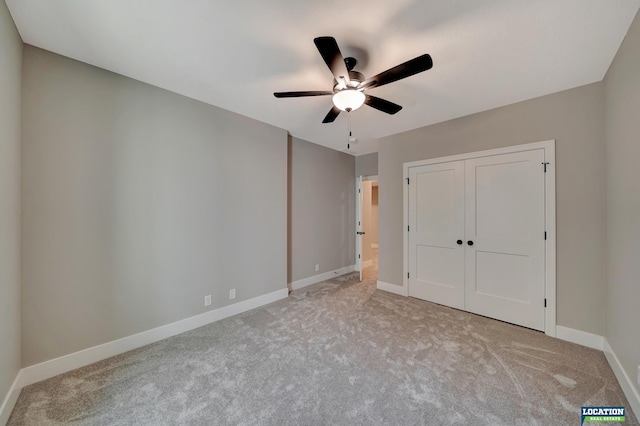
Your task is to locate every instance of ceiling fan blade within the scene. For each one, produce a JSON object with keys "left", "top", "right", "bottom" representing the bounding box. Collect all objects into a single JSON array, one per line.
[
  {"left": 274, "top": 91, "right": 333, "bottom": 98},
  {"left": 314, "top": 37, "right": 351, "bottom": 88},
  {"left": 365, "top": 95, "right": 403, "bottom": 115},
  {"left": 359, "top": 54, "right": 433, "bottom": 90},
  {"left": 322, "top": 106, "right": 341, "bottom": 123}
]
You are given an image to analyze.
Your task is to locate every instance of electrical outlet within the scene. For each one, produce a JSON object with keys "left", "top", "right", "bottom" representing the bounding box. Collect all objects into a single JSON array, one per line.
[
  {"left": 229, "top": 289, "right": 236, "bottom": 300},
  {"left": 204, "top": 295, "right": 211, "bottom": 306},
  {"left": 315, "top": 264, "right": 320, "bottom": 272}
]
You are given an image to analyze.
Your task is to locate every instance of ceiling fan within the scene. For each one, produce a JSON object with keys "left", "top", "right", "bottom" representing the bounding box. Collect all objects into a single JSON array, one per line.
[{"left": 274, "top": 37, "right": 433, "bottom": 123}]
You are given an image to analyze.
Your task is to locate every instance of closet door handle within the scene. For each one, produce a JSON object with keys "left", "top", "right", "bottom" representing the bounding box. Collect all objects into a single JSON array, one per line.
[
  {"left": 467, "top": 240, "right": 474, "bottom": 246},
  {"left": 456, "top": 240, "right": 463, "bottom": 245}
]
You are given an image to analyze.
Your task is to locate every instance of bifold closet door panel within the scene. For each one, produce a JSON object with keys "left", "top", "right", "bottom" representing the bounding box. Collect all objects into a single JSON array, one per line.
[
  {"left": 408, "top": 160, "right": 465, "bottom": 309},
  {"left": 463, "top": 149, "right": 546, "bottom": 331}
]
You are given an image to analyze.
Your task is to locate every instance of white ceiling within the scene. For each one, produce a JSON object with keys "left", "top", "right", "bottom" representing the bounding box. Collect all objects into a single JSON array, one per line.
[{"left": 6, "top": 0, "right": 640, "bottom": 155}]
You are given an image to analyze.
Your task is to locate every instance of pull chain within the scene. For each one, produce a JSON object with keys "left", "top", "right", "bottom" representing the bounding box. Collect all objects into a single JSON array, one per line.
[{"left": 347, "top": 111, "right": 352, "bottom": 150}]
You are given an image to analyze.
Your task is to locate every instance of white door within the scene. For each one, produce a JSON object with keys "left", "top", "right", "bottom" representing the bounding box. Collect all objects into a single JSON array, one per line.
[
  {"left": 408, "top": 161, "right": 465, "bottom": 309},
  {"left": 464, "top": 149, "right": 546, "bottom": 330},
  {"left": 356, "top": 176, "right": 363, "bottom": 281}
]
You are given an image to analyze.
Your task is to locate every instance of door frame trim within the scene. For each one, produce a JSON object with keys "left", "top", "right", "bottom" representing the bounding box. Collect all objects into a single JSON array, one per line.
[
  {"left": 403, "top": 140, "right": 556, "bottom": 337},
  {"left": 355, "top": 175, "right": 378, "bottom": 275}
]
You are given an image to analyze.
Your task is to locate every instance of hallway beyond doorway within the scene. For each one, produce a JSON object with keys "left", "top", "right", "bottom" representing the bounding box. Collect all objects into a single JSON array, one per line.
[{"left": 363, "top": 247, "right": 378, "bottom": 283}]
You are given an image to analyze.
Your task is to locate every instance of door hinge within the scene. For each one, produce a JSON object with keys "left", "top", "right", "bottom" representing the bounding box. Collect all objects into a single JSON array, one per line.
[
  {"left": 542, "top": 162, "right": 549, "bottom": 173},
  {"left": 406, "top": 177, "right": 410, "bottom": 184},
  {"left": 407, "top": 272, "right": 410, "bottom": 279},
  {"left": 544, "top": 298, "right": 547, "bottom": 308},
  {"left": 407, "top": 225, "right": 410, "bottom": 232},
  {"left": 358, "top": 254, "right": 361, "bottom": 259},
  {"left": 544, "top": 231, "right": 547, "bottom": 240},
  {"left": 359, "top": 188, "right": 361, "bottom": 193}
]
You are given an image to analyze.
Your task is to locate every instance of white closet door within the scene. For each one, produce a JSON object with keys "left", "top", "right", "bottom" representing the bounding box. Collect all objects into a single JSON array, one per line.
[
  {"left": 408, "top": 161, "right": 465, "bottom": 309},
  {"left": 464, "top": 149, "right": 546, "bottom": 331},
  {"left": 356, "top": 176, "right": 363, "bottom": 281}
]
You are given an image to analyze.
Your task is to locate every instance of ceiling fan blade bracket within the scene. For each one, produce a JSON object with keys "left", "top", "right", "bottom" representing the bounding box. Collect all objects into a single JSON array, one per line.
[{"left": 357, "top": 80, "right": 378, "bottom": 90}]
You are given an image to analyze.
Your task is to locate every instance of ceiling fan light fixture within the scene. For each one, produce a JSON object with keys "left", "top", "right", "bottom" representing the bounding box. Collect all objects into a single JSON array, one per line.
[{"left": 332, "top": 89, "right": 365, "bottom": 112}]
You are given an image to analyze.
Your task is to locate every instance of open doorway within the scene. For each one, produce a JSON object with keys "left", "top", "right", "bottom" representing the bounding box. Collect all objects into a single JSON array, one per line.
[{"left": 358, "top": 177, "right": 378, "bottom": 282}]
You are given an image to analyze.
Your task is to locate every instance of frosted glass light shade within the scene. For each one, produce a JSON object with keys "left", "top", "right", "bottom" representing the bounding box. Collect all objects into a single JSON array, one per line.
[{"left": 332, "top": 89, "right": 365, "bottom": 112}]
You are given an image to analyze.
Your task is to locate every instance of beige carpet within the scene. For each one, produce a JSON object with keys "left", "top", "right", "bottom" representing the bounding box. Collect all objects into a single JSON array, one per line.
[{"left": 9, "top": 257, "right": 637, "bottom": 425}]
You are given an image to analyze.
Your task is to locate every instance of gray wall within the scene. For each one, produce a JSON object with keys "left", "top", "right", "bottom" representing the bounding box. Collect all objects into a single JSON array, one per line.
[
  {"left": 21, "top": 46, "right": 288, "bottom": 366},
  {"left": 0, "top": 0, "right": 22, "bottom": 407},
  {"left": 355, "top": 152, "right": 378, "bottom": 177},
  {"left": 289, "top": 137, "right": 355, "bottom": 283},
  {"left": 604, "top": 10, "right": 640, "bottom": 400},
  {"left": 378, "top": 82, "right": 606, "bottom": 335}
]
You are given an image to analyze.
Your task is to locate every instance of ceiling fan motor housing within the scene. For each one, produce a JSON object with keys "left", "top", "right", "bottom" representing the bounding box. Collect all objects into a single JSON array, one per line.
[{"left": 334, "top": 70, "right": 365, "bottom": 92}]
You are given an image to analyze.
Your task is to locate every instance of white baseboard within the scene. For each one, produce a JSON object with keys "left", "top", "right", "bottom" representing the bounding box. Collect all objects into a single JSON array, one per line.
[
  {"left": 603, "top": 339, "right": 640, "bottom": 419},
  {"left": 20, "top": 288, "right": 289, "bottom": 388},
  {"left": 555, "top": 327, "right": 639, "bottom": 417},
  {"left": 290, "top": 265, "right": 355, "bottom": 291},
  {"left": 0, "top": 370, "right": 22, "bottom": 425},
  {"left": 555, "top": 326, "right": 604, "bottom": 350},
  {"left": 371, "top": 243, "right": 378, "bottom": 249},
  {"left": 377, "top": 280, "right": 408, "bottom": 296},
  {"left": 362, "top": 259, "right": 373, "bottom": 268}
]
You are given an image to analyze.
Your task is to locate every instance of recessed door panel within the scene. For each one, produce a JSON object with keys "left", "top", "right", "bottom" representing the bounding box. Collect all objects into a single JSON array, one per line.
[
  {"left": 475, "top": 251, "right": 530, "bottom": 302},
  {"left": 416, "top": 245, "right": 455, "bottom": 288},
  {"left": 475, "top": 161, "right": 536, "bottom": 242},
  {"left": 416, "top": 169, "right": 456, "bottom": 241}
]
